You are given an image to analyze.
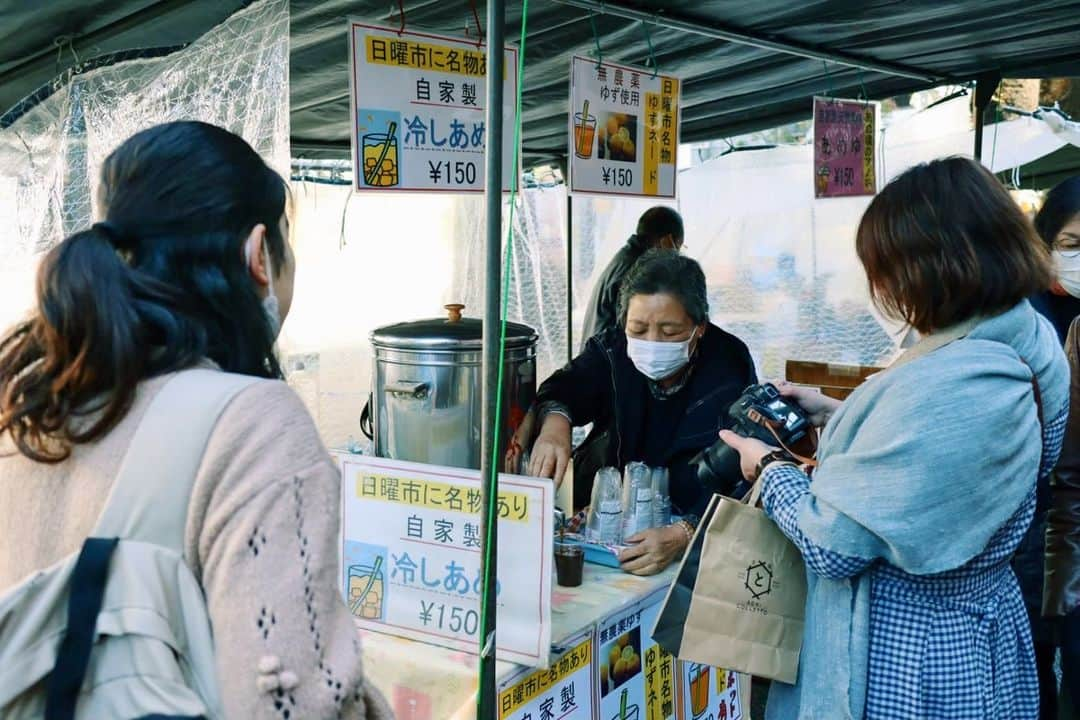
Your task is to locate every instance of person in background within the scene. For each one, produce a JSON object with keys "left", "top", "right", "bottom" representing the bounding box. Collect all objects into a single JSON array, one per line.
[
  {"left": 1022, "top": 174, "right": 1080, "bottom": 718},
  {"left": 1041, "top": 176, "right": 1080, "bottom": 719},
  {"left": 721, "top": 157, "right": 1068, "bottom": 719},
  {"left": 0, "top": 122, "right": 391, "bottom": 719},
  {"left": 580, "top": 205, "right": 684, "bottom": 343},
  {"left": 521, "top": 250, "right": 756, "bottom": 576},
  {"left": 1030, "top": 176, "right": 1080, "bottom": 343}
]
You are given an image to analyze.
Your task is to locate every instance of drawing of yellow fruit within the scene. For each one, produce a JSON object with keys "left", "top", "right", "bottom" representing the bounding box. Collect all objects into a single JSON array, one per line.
[{"left": 617, "top": 634, "right": 630, "bottom": 649}]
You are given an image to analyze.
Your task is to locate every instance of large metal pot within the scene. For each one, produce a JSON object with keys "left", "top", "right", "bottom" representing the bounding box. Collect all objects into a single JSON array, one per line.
[{"left": 364, "top": 304, "right": 538, "bottom": 470}]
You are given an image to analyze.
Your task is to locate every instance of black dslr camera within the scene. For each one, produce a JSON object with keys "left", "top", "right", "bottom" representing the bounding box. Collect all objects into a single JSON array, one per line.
[{"left": 690, "top": 383, "right": 813, "bottom": 494}]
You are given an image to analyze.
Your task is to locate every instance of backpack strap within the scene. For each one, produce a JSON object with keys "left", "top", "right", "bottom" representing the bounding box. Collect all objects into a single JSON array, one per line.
[
  {"left": 91, "top": 368, "right": 259, "bottom": 549},
  {"left": 43, "top": 369, "right": 259, "bottom": 720},
  {"left": 44, "top": 538, "right": 118, "bottom": 720}
]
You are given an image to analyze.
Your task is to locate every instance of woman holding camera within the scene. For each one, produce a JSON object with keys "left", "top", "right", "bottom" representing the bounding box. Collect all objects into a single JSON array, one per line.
[
  {"left": 516, "top": 250, "right": 756, "bottom": 576},
  {"left": 722, "top": 157, "right": 1068, "bottom": 719}
]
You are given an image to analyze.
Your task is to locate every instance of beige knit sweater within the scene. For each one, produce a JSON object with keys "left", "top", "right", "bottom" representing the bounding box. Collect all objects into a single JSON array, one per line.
[{"left": 0, "top": 373, "right": 394, "bottom": 720}]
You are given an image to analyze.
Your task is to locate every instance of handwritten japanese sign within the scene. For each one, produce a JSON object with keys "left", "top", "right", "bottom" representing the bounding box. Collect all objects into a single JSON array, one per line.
[
  {"left": 348, "top": 21, "right": 518, "bottom": 193},
  {"left": 569, "top": 56, "right": 680, "bottom": 198},
  {"left": 813, "top": 96, "right": 878, "bottom": 198},
  {"left": 677, "top": 662, "right": 743, "bottom": 720},
  {"left": 597, "top": 590, "right": 676, "bottom": 720},
  {"left": 338, "top": 455, "right": 552, "bottom": 667},
  {"left": 498, "top": 631, "right": 593, "bottom": 720}
]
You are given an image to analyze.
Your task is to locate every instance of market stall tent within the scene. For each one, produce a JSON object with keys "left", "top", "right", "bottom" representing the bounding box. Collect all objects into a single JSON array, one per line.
[{"left": 3, "top": 0, "right": 1080, "bottom": 164}]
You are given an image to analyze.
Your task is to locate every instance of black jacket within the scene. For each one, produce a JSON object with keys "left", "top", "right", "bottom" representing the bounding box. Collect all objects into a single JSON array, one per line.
[
  {"left": 580, "top": 235, "right": 650, "bottom": 344},
  {"left": 536, "top": 324, "right": 757, "bottom": 515},
  {"left": 1030, "top": 290, "right": 1080, "bottom": 345}
]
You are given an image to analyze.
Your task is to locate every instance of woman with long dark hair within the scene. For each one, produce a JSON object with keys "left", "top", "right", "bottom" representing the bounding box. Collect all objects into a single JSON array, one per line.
[{"left": 0, "top": 121, "right": 391, "bottom": 718}]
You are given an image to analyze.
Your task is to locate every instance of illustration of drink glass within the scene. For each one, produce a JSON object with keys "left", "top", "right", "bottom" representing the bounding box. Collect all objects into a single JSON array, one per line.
[
  {"left": 689, "top": 663, "right": 711, "bottom": 718},
  {"left": 362, "top": 128, "right": 399, "bottom": 187},
  {"left": 574, "top": 112, "right": 597, "bottom": 159},
  {"left": 347, "top": 558, "right": 385, "bottom": 619}
]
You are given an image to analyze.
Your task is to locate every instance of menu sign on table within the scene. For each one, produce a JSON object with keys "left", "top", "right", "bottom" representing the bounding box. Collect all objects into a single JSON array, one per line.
[
  {"left": 569, "top": 56, "right": 681, "bottom": 198},
  {"left": 813, "top": 96, "right": 879, "bottom": 198},
  {"left": 677, "top": 662, "right": 744, "bottom": 720},
  {"left": 597, "top": 589, "right": 676, "bottom": 720},
  {"left": 348, "top": 21, "right": 518, "bottom": 193},
  {"left": 337, "top": 454, "right": 552, "bottom": 667},
  {"left": 498, "top": 630, "right": 594, "bottom": 720}
]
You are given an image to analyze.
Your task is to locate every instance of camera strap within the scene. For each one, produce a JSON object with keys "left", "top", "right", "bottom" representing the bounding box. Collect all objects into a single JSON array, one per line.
[{"left": 764, "top": 421, "right": 819, "bottom": 469}]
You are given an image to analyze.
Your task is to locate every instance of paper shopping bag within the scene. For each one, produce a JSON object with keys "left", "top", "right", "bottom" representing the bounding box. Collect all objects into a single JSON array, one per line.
[{"left": 652, "top": 487, "right": 807, "bottom": 683}]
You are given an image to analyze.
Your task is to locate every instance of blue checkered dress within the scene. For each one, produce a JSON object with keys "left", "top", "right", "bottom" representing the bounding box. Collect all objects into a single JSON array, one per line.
[{"left": 761, "top": 406, "right": 1067, "bottom": 720}]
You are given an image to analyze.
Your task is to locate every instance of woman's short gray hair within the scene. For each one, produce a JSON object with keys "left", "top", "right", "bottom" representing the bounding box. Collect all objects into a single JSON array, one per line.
[{"left": 618, "top": 249, "right": 709, "bottom": 326}]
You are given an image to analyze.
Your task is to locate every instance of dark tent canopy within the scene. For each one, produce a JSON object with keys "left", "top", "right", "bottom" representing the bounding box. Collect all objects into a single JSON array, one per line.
[{"left": 2, "top": 0, "right": 1080, "bottom": 164}]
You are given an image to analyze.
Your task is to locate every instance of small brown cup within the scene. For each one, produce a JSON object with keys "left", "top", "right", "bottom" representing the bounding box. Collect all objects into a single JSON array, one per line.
[{"left": 554, "top": 542, "right": 584, "bottom": 587}]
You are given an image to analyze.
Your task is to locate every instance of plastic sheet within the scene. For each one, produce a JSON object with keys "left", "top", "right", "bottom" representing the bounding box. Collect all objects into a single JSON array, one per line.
[{"left": 0, "top": 0, "right": 289, "bottom": 273}]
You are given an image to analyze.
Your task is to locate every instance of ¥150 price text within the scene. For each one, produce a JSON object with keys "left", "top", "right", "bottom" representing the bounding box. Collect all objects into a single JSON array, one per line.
[
  {"left": 601, "top": 166, "right": 634, "bottom": 188},
  {"left": 428, "top": 160, "right": 478, "bottom": 185},
  {"left": 419, "top": 600, "right": 479, "bottom": 636}
]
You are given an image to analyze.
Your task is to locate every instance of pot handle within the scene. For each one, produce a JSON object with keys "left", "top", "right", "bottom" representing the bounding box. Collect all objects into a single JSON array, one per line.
[
  {"left": 385, "top": 381, "right": 430, "bottom": 399},
  {"left": 360, "top": 395, "right": 374, "bottom": 440}
]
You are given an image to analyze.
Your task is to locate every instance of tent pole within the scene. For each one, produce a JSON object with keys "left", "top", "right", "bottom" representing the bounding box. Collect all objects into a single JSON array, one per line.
[
  {"left": 566, "top": 190, "right": 574, "bottom": 363},
  {"left": 478, "top": 0, "right": 506, "bottom": 716},
  {"left": 550, "top": 0, "right": 943, "bottom": 83},
  {"left": 973, "top": 72, "right": 1000, "bottom": 163}
]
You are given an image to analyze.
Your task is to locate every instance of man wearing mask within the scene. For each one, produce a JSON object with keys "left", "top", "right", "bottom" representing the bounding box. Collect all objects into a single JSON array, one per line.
[
  {"left": 521, "top": 251, "right": 756, "bottom": 576},
  {"left": 580, "top": 206, "right": 684, "bottom": 344}
]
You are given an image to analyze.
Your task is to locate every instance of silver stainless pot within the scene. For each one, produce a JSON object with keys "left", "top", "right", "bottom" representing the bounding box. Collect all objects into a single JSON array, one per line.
[{"left": 363, "top": 304, "right": 538, "bottom": 470}]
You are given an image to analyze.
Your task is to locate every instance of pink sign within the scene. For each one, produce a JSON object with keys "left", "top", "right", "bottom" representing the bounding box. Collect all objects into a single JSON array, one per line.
[{"left": 813, "top": 97, "right": 878, "bottom": 198}]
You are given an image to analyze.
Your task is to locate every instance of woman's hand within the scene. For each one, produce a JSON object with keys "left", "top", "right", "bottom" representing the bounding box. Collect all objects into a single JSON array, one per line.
[
  {"left": 775, "top": 380, "right": 842, "bottom": 428},
  {"left": 718, "top": 430, "right": 777, "bottom": 482},
  {"left": 528, "top": 413, "right": 572, "bottom": 486},
  {"left": 504, "top": 408, "right": 538, "bottom": 473},
  {"left": 619, "top": 525, "right": 688, "bottom": 576}
]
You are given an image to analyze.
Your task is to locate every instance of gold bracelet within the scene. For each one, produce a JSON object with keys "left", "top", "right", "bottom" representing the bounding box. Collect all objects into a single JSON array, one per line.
[{"left": 674, "top": 520, "right": 694, "bottom": 545}]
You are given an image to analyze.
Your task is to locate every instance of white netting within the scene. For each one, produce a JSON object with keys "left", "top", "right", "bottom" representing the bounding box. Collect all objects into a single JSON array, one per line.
[{"left": 0, "top": 0, "right": 289, "bottom": 330}]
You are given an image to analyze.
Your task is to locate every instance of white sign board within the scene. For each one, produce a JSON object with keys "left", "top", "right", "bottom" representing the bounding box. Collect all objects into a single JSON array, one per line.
[
  {"left": 569, "top": 56, "right": 681, "bottom": 198},
  {"left": 678, "top": 661, "right": 744, "bottom": 720},
  {"left": 498, "top": 630, "right": 594, "bottom": 720},
  {"left": 338, "top": 455, "right": 553, "bottom": 667},
  {"left": 348, "top": 21, "right": 518, "bottom": 193},
  {"left": 597, "top": 590, "right": 677, "bottom": 720}
]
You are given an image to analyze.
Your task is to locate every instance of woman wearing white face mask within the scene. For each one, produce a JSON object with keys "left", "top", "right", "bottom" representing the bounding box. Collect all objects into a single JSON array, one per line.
[
  {"left": 524, "top": 250, "right": 757, "bottom": 576},
  {"left": 1031, "top": 176, "right": 1080, "bottom": 344},
  {"left": 1026, "top": 175, "right": 1080, "bottom": 718}
]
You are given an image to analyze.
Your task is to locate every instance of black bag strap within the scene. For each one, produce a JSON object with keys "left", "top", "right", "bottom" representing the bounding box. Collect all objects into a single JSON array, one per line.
[{"left": 44, "top": 538, "right": 118, "bottom": 720}]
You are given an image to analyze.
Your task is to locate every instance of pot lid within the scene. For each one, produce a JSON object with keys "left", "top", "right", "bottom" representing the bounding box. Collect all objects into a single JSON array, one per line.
[{"left": 371, "top": 304, "right": 538, "bottom": 350}]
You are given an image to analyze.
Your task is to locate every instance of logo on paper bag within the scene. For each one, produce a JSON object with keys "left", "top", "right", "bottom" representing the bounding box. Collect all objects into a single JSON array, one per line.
[{"left": 743, "top": 561, "right": 773, "bottom": 600}]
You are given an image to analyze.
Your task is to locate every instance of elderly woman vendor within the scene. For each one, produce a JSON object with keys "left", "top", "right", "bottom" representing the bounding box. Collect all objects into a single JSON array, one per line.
[{"left": 516, "top": 250, "right": 756, "bottom": 576}]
